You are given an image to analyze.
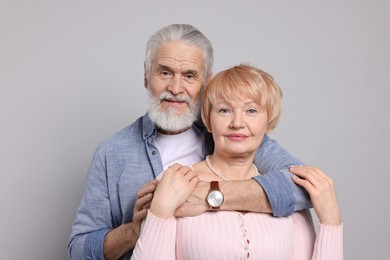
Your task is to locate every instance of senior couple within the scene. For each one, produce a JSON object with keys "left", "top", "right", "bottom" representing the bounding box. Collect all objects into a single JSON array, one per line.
[{"left": 68, "top": 24, "right": 342, "bottom": 259}]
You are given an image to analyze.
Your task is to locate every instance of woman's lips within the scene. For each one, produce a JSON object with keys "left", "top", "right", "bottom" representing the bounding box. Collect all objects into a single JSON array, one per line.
[{"left": 227, "top": 133, "right": 248, "bottom": 141}]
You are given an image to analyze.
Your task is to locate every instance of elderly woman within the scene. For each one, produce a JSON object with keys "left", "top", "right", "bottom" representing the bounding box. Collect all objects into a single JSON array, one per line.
[{"left": 132, "top": 64, "right": 343, "bottom": 259}]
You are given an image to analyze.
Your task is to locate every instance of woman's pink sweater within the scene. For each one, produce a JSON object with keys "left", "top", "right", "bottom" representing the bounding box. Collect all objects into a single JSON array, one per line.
[{"left": 132, "top": 209, "right": 343, "bottom": 259}]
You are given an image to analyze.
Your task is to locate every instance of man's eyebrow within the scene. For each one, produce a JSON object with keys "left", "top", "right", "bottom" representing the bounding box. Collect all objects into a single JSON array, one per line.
[
  {"left": 155, "top": 64, "right": 173, "bottom": 71},
  {"left": 183, "top": 69, "right": 199, "bottom": 76},
  {"left": 155, "top": 64, "right": 200, "bottom": 76}
]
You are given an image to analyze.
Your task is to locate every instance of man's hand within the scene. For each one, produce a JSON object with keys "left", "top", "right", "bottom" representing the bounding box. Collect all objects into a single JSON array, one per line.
[
  {"left": 103, "top": 179, "right": 158, "bottom": 260},
  {"left": 174, "top": 180, "right": 209, "bottom": 217},
  {"left": 132, "top": 179, "right": 158, "bottom": 233}
]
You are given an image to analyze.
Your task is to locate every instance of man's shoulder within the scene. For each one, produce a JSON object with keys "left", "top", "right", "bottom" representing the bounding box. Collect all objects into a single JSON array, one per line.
[{"left": 97, "top": 115, "right": 146, "bottom": 153}]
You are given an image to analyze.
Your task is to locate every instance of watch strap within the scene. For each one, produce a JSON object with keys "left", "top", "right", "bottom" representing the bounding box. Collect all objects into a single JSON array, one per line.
[{"left": 210, "top": 181, "right": 220, "bottom": 191}]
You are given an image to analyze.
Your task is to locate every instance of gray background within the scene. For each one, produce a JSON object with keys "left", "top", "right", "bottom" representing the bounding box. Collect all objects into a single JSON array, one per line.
[{"left": 1, "top": 0, "right": 389, "bottom": 259}]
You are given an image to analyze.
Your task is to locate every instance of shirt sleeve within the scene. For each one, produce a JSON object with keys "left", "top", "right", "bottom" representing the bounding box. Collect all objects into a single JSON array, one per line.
[
  {"left": 68, "top": 149, "right": 112, "bottom": 260},
  {"left": 131, "top": 211, "right": 177, "bottom": 260},
  {"left": 291, "top": 210, "right": 343, "bottom": 260},
  {"left": 253, "top": 134, "right": 312, "bottom": 217}
]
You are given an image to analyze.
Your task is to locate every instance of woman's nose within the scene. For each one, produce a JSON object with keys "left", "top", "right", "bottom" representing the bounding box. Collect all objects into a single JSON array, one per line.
[{"left": 230, "top": 113, "right": 244, "bottom": 128}]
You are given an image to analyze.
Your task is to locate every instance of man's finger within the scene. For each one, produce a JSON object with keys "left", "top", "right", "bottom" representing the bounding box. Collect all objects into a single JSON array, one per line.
[
  {"left": 133, "top": 208, "right": 148, "bottom": 223},
  {"left": 136, "top": 180, "right": 158, "bottom": 198},
  {"left": 134, "top": 193, "right": 153, "bottom": 211}
]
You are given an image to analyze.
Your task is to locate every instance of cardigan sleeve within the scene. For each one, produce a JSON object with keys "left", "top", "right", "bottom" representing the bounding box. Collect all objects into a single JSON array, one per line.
[
  {"left": 292, "top": 210, "right": 343, "bottom": 260},
  {"left": 311, "top": 223, "right": 344, "bottom": 259},
  {"left": 131, "top": 211, "right": 177, "bottom": 260}
]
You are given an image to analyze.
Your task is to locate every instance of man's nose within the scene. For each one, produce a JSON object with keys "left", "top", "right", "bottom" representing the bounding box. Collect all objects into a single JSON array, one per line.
[{"left": 167, "top": 74, "right": 184, "bottom": 94}]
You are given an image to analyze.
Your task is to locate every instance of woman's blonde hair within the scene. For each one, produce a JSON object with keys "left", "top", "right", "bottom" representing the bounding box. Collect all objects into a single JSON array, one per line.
[{"left": 201, "top": 64, "right": 283, "bottom": 132}]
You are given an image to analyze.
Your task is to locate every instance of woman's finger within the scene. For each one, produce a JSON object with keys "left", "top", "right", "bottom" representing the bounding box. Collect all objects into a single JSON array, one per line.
[{"left": 290, "top": 166, "right": 325, "bottom": 188}]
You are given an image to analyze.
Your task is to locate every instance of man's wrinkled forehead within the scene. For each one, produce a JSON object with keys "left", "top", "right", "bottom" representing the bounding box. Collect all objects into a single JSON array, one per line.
[{"left": 152, "top": 42, "right": 205, "bottom": 74}]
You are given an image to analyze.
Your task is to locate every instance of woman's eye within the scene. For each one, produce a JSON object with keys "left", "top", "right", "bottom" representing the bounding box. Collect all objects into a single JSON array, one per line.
[
  {"left": 219, "top": 108, "right": 231, "bottom": 113},
  {"left": 247, "top": 109, "right": 257, "bottom": 114}
]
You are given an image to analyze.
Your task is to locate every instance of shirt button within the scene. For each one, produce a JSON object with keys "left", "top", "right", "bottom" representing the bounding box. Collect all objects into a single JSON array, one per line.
[{"left": 151, "top": 151, "right": 156, "bottom": 155}]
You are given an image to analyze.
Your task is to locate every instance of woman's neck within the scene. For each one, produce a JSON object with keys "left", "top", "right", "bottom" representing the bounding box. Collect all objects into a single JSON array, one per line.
[{"left": 206, "top": 153, "right": 258, "bottom": 181}]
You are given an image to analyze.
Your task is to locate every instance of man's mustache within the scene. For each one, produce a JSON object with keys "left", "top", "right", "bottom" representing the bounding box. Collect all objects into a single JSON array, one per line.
[{"left": 159, "top": 92, "right": 191, "bottom": 104}]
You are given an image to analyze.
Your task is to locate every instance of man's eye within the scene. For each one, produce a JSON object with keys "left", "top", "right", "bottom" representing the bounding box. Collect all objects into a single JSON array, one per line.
[
  {"left": 184, "top": 74, "right": 196, "bottom": 81},
  {"left": 161, "top": 70, "right": 172, "bottom": 76}
]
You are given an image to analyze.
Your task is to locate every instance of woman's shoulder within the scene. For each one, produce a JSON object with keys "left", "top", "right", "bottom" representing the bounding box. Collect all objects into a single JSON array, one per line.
[{"left": 192, "top": 160, "right": 218, "bottom": 182}]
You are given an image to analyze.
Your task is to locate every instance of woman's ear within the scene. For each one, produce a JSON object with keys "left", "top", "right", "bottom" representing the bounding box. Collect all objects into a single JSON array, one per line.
[
  {"left": 206, "top": 121, "right": 213, "bottom": 133},
  {"left": 265, "top": 125, "right": 273, "bottom": 134}
]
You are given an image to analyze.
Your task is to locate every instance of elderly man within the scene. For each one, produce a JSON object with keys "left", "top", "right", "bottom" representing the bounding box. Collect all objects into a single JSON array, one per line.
[{"left": 68, "top": 24, "right": 311, "bottom": 260}]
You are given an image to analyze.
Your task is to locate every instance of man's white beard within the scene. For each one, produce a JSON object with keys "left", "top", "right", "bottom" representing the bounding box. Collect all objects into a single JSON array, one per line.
[{"left": 147, "top": 90, "right": 201, "bottom": 133}]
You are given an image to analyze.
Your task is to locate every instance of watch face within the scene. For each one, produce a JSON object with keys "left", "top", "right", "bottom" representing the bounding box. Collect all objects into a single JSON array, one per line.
[{"left": 207, "top": 190, "right": 224, "bottom": 207}]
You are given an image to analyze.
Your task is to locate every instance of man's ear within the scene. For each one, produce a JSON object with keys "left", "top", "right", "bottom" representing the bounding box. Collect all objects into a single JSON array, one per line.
[
  {"left": 206, "top": 72, "right": 213, "bottom": 85},
  {"left": 200, "top": 72, "right": 212, "bottom": 92},
  {"left": 144, "top": 62, "right": 148, "bottom": 89}
]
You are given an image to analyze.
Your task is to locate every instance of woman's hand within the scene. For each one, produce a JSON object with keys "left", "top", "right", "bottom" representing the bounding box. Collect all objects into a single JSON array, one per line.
[
  {"left": 150, "top": 163, "right": 200, "bottom": 219},
  {"left": 290, "top": 166, "right": 341, "bottom": 226}
]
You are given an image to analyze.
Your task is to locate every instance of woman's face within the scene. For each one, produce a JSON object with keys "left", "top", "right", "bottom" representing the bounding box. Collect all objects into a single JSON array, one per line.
[{"left": 209, "top": 95, "right": 268, "bottom": 158}]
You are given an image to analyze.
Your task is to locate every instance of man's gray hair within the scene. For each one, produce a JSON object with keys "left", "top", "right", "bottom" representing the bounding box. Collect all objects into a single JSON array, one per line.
[{"left": 144, "top": 24, "right": 214, "bottom": 84}]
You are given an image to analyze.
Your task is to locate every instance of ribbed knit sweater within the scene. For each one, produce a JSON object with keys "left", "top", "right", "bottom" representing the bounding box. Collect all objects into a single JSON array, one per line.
[{"left": 132, "top": 209, "right": 343, "bottom": 259}]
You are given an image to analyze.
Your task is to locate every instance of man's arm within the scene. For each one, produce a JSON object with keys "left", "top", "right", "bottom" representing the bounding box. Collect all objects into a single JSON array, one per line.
[
  {"left": 103, "top": 223, "right": 138, "bottom": 260},
  {"left": 217, "top": 135, "right": 311, "bottom": 217},
  {"left": 253, "top": 135, "right": 312, "bottom": 217},
  {"left": 103, "top": 181, "right": 157, "bottom": 259},
  {"left": 218, "top": 179, "right": 272, "bottom": 212},
  {"left": 68, "top": 150, "right": 112, "bottom": 260},
  {"left": 175, "top": 135, "right": 311, "bottom": 218},
  {"left": 174, "top": 179, "right": 271, "bottom": 217},
  {"left": 68, "top": 149, "right": 156, "bottom": 260}
]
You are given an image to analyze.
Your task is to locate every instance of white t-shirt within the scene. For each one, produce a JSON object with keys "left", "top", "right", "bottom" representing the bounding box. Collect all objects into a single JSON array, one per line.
[{"left": 154, "top": 128, "right": 203, "bottom": 179}]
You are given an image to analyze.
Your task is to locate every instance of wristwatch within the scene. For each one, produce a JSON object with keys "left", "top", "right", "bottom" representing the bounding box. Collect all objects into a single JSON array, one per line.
[{"left": 206, "top": 181, "right": 224, "bottom": 211}]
